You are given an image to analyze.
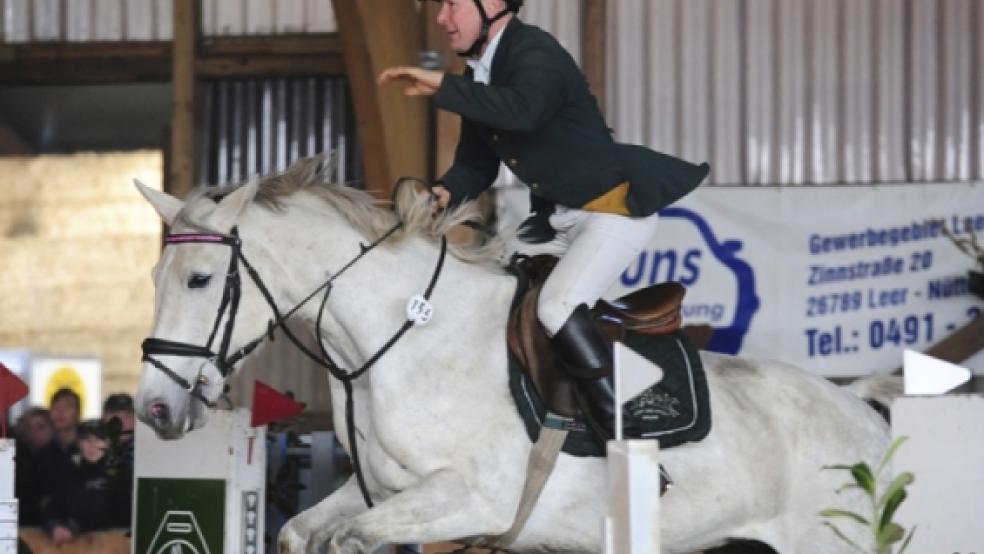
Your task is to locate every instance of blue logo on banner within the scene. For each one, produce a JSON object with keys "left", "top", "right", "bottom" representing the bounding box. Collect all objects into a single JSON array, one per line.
[{"left": 620, "top": 207, "right": 760, "bottom": 355}]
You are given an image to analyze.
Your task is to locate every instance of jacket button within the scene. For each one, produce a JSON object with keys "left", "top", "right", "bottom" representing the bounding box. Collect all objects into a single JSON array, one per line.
[
  {"left": 509, "top": 159, "right": 518, "bottom": 167},
  {"left": 530, "top": 183, "right": 539, "bottom": 189},
  {"left": 492, "top": 134, "right": 499, "bottom": 141}
]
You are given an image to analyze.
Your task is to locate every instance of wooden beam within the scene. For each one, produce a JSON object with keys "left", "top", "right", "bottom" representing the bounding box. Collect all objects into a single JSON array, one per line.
[
  {"left": 200, "top": 34, "right": 342, "bottom": 56},
  {"left": 423, "top": 2, "right": 466, "bottom": 180},
  {"left": 0, "top": 42, "right": 172, "bottom": 84},
  {"left": 0, "top": 35, "right": 343, "bottom": 85},
  {"left": 332, "top": 0, "right": 428, "bottom": 199},
  {"left": 168, "top": 0, "right": 197, "bottom": 200},
  {"left": 0, "top": 117, "right": 34, "bottom": 155},
  {"left": 924, "top": 316, "right": 984, "bottom": 366},
  {"left": 196, "top": 55, "right": 344, "bottom": 79},
  {"left": 582, "top": 0, "right": 607, "bottom": 113}
]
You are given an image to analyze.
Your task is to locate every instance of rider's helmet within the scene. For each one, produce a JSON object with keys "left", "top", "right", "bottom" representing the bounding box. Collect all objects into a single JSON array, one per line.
[{"left": 421, "top": 0, "right": 522, "bottom": 57}]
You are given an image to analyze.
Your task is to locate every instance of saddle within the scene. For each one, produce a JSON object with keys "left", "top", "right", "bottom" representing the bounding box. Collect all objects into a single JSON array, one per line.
[{"left": 507, "top": 255, "right": 685, "bottom": 419}]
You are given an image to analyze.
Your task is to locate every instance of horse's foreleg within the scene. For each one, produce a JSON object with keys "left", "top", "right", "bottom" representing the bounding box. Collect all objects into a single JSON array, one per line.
[
  {"left": 326, "top": 468, "right": 509, "bottom": 554},
  {"left": 278, "top": 475, "right": 370, "bottom": 554}
]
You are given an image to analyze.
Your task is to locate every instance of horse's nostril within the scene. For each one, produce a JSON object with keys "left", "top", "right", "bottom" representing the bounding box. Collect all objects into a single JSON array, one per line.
[{"left": 149, "top": 402, "right": 171, "bottom": 422}]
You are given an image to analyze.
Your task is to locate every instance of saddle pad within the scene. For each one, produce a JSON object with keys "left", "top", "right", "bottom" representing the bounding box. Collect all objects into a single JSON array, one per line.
[{"left": 508, "top": 330, "right": 712, "bottom": 457}]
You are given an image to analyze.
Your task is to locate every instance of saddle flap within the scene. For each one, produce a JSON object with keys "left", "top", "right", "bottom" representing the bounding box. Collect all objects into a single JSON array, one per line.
[{"left": 594, "top": 282, "right": 685, "bottom": 333}]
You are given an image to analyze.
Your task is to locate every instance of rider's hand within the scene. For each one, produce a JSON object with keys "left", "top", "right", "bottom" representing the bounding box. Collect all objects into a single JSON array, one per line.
[
  {"left": 430, "top": 185, "right": 451, "bottom": 212},
  {"left": 377, "top": 66, "right": 445, "bottom": 97}
]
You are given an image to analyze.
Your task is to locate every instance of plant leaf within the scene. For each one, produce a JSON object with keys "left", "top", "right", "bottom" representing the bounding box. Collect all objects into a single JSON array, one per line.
[
  {"left": 836, "top": 482, "right": 861, "bottom": 494},
  {"left": 877, "top": 472, "right": 914, "bottom": 510},
  {"left": 898, "top": 526, "right": 917, "bottom": 554},
  {"left": 878, "top": 489, "right": 907, "bottom": 533},
  {"left": 851, "top": 462, "right": 876, "bottom": 496},
  {"left": 819, "top": 509, "right": 870, "bottom": 526},
  {"left": 877, "top": 436, "right": 909, "bottom": 474},
  {"left": 877, "top": 522, "right": 905, "bottom": 547},
  {"left": 821, "top": 522, "right": 868, "bottom": 553}
]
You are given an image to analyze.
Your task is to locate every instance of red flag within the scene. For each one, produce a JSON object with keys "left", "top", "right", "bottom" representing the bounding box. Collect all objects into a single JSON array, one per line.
[
  {"left": 250, "top": 380, "right": 304, "bottom": 427},
  {"left": 0, "top": 362, "right": 29, "bottom": 413},
  {"left": 1, "top": 362, "right": 30, "bottom": 437}
]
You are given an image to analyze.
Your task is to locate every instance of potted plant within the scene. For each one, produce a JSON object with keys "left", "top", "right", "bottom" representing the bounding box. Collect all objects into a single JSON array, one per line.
[{"left": 819, "top": 436, "right": 916, "bottom": 554}]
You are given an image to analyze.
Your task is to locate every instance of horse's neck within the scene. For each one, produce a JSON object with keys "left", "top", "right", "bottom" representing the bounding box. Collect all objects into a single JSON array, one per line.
[{"left": 254, "top": 204, "right": 517, "bottom": 377}]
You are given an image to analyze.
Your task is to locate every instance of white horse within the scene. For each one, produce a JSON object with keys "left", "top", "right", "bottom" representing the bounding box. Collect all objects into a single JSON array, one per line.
[{"left": 135, "top": 158, "right": 894, "bottom": 554}]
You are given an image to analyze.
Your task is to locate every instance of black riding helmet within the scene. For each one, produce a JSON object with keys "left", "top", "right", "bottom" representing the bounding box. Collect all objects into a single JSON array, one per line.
[{"left": 420, "top": 0, "right": 523, "bottom": 57}]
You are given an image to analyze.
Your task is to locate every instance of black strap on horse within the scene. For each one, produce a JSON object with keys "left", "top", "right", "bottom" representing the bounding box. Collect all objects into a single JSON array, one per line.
[{"left": 142, "top": 218, "right": 448, "bottom": 508}]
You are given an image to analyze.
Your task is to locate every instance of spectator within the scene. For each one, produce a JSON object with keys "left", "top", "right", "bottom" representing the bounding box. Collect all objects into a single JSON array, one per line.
[
  {"left": 13, "top": 408, "right": 53, "bottom": 526},
  {"left": 102, "top": 392, "right": 135, "bottom": 527},
  {"left": 41, "top": 420, "right": 131, "bottom": 543},
  {"left": 47, "top": 388, "right": 81, "bottom": 454},
  {"left": 35, "top": 388, "right": 81, "bottom": 538},
  {"left": 16, "top": 407, "right": 53, "bottom": 451},
  {"left": 101, "top": 393, "right": 135, "bottom": 444}
]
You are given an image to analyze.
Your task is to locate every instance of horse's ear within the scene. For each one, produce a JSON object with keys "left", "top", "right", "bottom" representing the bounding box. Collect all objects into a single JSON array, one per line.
[
  {"left": 134, "top": 179, "right": 183, "bottom": 225},
  {"left": 210, "top": 181, "right": 258, "bottom": 230}
]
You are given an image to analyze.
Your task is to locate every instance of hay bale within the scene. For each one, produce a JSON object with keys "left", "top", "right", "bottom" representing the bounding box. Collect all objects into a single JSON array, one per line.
[{"left": 0, "top": 151, "right": 161, "bottom": 399}]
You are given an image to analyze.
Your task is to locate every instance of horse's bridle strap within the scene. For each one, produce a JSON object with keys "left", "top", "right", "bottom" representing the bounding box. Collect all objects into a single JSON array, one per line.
[{"left": 143, "top": 220, "right": 448, "bottom": 511}]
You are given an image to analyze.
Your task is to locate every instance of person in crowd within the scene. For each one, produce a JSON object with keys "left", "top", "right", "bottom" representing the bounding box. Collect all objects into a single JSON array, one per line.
[
  {"left": 45, "top": 388, "right": 81, "bottom": 458},
  {"left": 101, "top": 393, "right": 135, "bottom": 444},
  {"left": 102, "top": 392, "right": 136, "bottom": 526},
  {"left": 35, "top": 388, "right": 81, "bottom": 540},
  {"left": 41, "top": 420, "right": 131, "bottom": 543},
  {"left": 13, "top": 407, "right": 53, "bottom": 526}
]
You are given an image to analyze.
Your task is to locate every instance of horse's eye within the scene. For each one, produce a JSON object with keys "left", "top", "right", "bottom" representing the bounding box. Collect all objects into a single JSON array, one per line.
[{"left": 187, "top": 273, "right": 212, "bottom": 289}]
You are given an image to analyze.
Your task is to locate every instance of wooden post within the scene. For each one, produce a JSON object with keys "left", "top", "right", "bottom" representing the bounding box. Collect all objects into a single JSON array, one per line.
[
  {"left": 924, "top": 316, "right": 984, "bottom": 365},
  {"left": 169, "top": 0, "right": 197, "bottom": 199},
  {"left": 582, "top": 0, "right": 607, "bottom": 115},
  {"left": 332, "top": 0, "right": 428, "bottom": 199},
  {"left": 422, "top": 2, "right": 466, "bottom": 180}
]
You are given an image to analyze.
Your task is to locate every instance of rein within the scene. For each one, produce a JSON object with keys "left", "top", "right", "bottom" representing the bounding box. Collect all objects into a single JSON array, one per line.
[{"left": 141, "top": 221, "right": 448, "bottom": 507}]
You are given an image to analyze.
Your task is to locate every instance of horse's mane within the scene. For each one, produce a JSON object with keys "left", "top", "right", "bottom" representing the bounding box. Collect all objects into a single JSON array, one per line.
[{"left": 176, "top": 154, "right": 508, "bottom": 265}]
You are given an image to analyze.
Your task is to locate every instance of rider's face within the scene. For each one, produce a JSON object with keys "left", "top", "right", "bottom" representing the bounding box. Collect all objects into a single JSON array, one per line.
[{"left": 436, "top": 0, "right": 487, "bottom": 54}]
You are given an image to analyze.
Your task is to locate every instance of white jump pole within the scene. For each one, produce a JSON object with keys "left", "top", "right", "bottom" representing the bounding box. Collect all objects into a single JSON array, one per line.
[
  {"left": 605, "top": 343, "right": 661, "bottom": 554},
  {"left": 0, "top": 440, "right": 16, "bottom": 554}
]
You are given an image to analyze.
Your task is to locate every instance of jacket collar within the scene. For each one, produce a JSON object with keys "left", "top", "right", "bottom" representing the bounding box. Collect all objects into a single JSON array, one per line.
[{"left": 489, "top": 17, "right": 523, "bottom": 85}]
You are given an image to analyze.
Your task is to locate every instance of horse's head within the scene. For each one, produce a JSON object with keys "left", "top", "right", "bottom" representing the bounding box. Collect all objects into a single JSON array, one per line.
[{"left": 134, "top": 180, "right": 270, "bottom": 439}]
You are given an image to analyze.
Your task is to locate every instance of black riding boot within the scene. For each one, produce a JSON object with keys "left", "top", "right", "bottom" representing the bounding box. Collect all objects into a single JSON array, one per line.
[
  {"left": 553, "top": 305, "right": 674, "bottom": 495},
  {"left": 552, "top": 304, "right": 618, "bottom": 441}
]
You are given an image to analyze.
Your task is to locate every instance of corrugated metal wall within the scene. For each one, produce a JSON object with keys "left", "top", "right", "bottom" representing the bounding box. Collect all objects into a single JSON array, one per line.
[
  {"left": 521, "top": 0, "right": 581, "bottom": 63},
  {"left": 198, "top": 77, "right": 359, "bottom": 187},
  {"left": 0, "top": 0, "right": 336, "bottom": 42},
  {"left": 606, "top": 0, "right": 984, "bottom": 185}
]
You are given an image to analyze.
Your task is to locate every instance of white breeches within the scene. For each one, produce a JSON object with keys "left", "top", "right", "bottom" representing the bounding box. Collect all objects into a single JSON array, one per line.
[{"left": 515, "top": 206, "right": 660, "bottom": 336}]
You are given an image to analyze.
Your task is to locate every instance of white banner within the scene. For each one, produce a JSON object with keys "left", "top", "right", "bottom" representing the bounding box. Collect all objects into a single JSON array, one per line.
[
  {"left": 605, "top": 183, "right": 984, "bottom": 377},
  {"left": 499, "top": 182, "right": 984, "bottom": 377}
]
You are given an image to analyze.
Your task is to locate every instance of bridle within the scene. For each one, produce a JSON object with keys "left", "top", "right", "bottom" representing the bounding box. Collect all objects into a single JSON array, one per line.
[{"left": 141, "top": 220, "right": 447, "bottom": 507}]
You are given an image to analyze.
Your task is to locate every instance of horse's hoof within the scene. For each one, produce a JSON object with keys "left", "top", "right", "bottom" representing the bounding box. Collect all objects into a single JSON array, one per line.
[
  {"left": 328, "top": 525, "right": 369, "bottom": 554},
  {"left": 278, "top": 523, "right": 308, "bottom": 554}
]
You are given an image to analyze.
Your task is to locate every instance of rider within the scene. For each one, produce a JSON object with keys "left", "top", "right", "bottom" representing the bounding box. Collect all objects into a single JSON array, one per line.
[{"left": 379, "top": 0, "right": 709, "bottom": 440}]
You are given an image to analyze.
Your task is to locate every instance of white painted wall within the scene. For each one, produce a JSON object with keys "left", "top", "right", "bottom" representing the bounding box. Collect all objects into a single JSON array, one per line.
[{"left": 892, "top": 395, "right": 984, "bottom": 552}]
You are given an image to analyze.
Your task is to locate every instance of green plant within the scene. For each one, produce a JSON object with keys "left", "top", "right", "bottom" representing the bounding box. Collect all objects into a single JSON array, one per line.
[{"left": 819, "top": 436, "right": 916, "bottom": 554}]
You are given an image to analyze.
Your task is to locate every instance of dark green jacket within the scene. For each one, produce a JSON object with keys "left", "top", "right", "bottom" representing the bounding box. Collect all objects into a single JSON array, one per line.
[{"left": 434, "top": 18, "right": 709, "bottom": 217}]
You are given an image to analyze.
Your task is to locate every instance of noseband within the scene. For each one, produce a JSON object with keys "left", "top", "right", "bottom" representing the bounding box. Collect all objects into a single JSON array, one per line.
[
  {"left": 141, "top": 220, "right": 446, "bottom": 507},
  {"left": 142, "top": 221, "right": 446, "bottom": 403}
]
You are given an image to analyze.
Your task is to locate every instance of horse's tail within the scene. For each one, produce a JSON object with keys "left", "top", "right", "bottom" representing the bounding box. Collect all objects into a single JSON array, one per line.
[{"left": 843, "top": 374, "right": 904, "bottom": 421}]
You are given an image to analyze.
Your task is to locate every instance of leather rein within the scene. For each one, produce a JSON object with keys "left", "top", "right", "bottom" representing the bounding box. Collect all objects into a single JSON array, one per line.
[{"left": 141, "top": 221, "right": 447, "bottom": 507}]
